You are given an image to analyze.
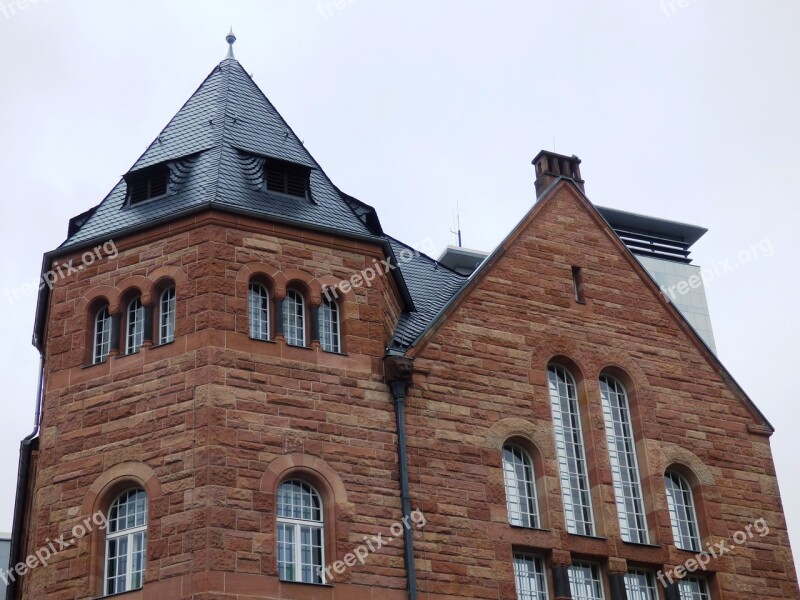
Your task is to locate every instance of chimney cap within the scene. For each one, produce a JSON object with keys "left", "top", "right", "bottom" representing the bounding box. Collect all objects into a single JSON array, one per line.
[{"left": 531, "top": 149, "right": 582, "bottom": 166}]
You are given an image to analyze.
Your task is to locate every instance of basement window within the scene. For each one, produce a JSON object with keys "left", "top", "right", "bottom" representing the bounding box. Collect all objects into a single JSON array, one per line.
[
  {"left": 265, "top": 159, "right": 310, "bottom": 198},
  {"left": 126, "top": 164, "right": 169, "bottom": 205}
]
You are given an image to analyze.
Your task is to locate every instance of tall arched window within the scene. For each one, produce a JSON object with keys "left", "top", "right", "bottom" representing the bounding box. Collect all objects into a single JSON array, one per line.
[
  {"left": 548, "top": 364, "right": 594, "bottom": 536},
  {"left": 125, "top": 297, "right": 144, "bottom": 354},
  {"left": 93, "top": 306, "right": 112, "bottom": 364},
  {"left": 159, "top": 286, "right": 176, "bottom": 344},
  {"left": 104, "top": 488, "right": 147, "bottom": 594},
  {"left": 283, "top": 289, "right": 306, "bottom": 347},
  {"left": 319, "top": 296, "right": 341, "bottom": 353},
  {"left": 248, "top": 282, "right": 270, "bottom": 340},
  {"left": 665, "top": 471, "right": 701, "bottom": 551},
  {"left": 502, "top": 444, "right": 539, "bottom": 528},
  {"left": 600, "top": 375, "right": 648, "bottom": 543},
  {"left": 277, "top": 480, "right": 324, "bottom": 583}
]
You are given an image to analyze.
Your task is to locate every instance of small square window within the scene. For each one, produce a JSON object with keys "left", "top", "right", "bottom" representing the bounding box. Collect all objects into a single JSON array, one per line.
[
  {"left": 127, "top": 164, "right": 169, "bottom": 204},
  {"left": 265, "top": 159, "right": 310, "bottom": 198}
]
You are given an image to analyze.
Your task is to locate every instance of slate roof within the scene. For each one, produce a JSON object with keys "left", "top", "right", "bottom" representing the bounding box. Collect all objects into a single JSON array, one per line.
[{"left": 42, "top": 55, "right": 469, "bottom": 352}]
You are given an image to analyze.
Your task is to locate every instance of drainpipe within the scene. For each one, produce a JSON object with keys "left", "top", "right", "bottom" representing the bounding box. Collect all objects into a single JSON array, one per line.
[
  {"left": 7, "top": 354, "right": 45, "bottom": 600},
  {"left": 384, "top": 355, "right": 417, "bottom": 600}
]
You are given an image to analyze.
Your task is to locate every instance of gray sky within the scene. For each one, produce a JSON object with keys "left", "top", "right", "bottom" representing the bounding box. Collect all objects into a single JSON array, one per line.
[{"left": 1, "top": 0, "right": 797, "bottom": 572}]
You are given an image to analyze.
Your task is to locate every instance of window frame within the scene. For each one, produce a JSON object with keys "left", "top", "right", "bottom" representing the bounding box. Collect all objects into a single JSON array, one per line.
[
  {"left": 599, "top": 374, "right": 649, "bottom": 544},
  {"left": 93, "top": 306, "right": 112, "bottom": 364},
  {"left": 319, "top": 296, "right": 341, "bottom": 353},
  {"left": 276, "top": 479, "right": 325, "bottom": 584},
  {"left": 665, "top": 470, "right": 702, "bottom": 552},
  {"left": 283, "top": 289, "right": 306, "bottom": 347},
  {"left": 513, "top": 553, "right": 549, "bottom": 600},
  {"left": 548, "top": 363, "right": 595, "bottom": 536},
  {"left": 158, "top": 286, "right": 176, "bottom": 345},
  {"left": 503, "top": 443, "right": 540, "bottom": 529},
  {"left": 103, "top": 488, "right": 148, "bottom": 596},
  {"left": 248, "top": 282, "right": 271, "bottom": 341}
]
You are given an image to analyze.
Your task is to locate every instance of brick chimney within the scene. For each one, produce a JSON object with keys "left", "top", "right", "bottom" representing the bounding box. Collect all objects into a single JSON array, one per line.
[{"left": 532, "top": 150, "right": 585, "bottom": 197}]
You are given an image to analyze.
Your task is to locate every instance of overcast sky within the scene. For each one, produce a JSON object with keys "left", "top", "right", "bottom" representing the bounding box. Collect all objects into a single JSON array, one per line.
[{"left": 1, "top": 0, "right": 797, "bottom": 573}]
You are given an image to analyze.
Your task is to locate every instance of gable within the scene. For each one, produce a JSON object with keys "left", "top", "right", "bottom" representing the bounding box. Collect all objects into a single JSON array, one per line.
[{"left": 409, "top": 179, "right": 772, "bottom": 433}]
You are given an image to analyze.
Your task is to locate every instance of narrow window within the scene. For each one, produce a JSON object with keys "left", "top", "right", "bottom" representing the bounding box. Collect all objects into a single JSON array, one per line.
[
  {"left": 513, "top": 553, "right": 549, "bottom": 600},
  {"left": 277, "top": 480, "right": 324, "bottom": 584},
  {"left": 678, "top": 577, "right": 711, "bottom": 600},
  {"left": 503, "top": 444, "right": 539, "bottom": 528},
  {"left": 93, "top": 306, "right": 112, "bottom": 364},
  {"left": 568, "top": 563, "right": 604, "bottom": 600},
  {"left": 248, "top": 282, "right": 270, "bottom": 341},
  {"left": 283, "top": 289, "right": 306, "bottom": 347},
  {"left": 126, "top": 297, "right": 144, "bottom": 355},
  {"left": 548, "top": 364, "right": 594, "bottom": 536},
  {"left": 665, "top": 471, "right": 702, "bottom": 551},
  {"left": 319, "top": 296, "right": 341, "bottom": 353},
  {"left": 104, "top": 489, "right": 147, "bottom": 595},
  {"left": 159, "top": 286, "right": 176, "bottom": 345},
  {"left": 600, "top": 375, "right": 648, "bottom": 544},
  {"left": 571, "top": 266, "right": 585, "bottom": 303},
  {"left": 624, "top": 570, "right": 658, "bottom": 600}
]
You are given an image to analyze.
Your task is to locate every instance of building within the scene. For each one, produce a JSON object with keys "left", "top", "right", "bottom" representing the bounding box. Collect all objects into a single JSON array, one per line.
[{"left": 7, "top": 34, "right": 798, "bottom": 600}]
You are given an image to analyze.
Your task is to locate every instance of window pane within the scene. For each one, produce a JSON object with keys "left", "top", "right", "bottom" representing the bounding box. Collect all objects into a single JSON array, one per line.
[
  {"left": 278, "top": 523, "right": 296, "bottom": 581},
  {"left": 679, "top": 577, "right": 711, "bottom": 600},
  {"left": 319, "top": 297, "right": 340, "bottom": 353},
  {"left": 301, "top": 525, "right": 324, "bottom": 584},
  {"left": 665, "top": 472, "right": 701, "bottom": 551},
  {"left": 624, "top": 570, "right": 658, "bottom": 600},
  {"left": 126, "top": 297, "right": 144, "bottom": 354},
  {"left": 248, "top": 283, "right": 270, "bottom": 340},
  {"left": 548, "top": 365, "right": 594, "bottom": 536},
  {"left": 568, "top": 563, "right": 604, "bottom": 600},
  {"left": 277, "top": 480, "right": 322, "bottom": 522},
  {"left": 600, "top": 375, "right": 648, "bottom": 544},
  {"left": 503, "top": 444, "right": 539, "bottom": 528},
  {"left": 105, "top": 536, "right": 128, "bottom": 594},
  {"left": 513, "top": 554, "right": 549, "bottom": 600},
  {"left": 94, "top": 307, "right": 111, "bottom": 364},
  {"left": 283, "top": 290, "right": 305, "bottom": 346},
  {"left": 108, "top": 489, "right": 148, "bottom": 533},
  {"left": 159, "top": 287, "right": 176, "bottom": 344}
]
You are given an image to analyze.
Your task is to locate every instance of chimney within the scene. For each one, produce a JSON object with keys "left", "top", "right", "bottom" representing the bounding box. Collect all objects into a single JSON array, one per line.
[{"left": 532, "top": 150, "right": 585, "bottom": 197}]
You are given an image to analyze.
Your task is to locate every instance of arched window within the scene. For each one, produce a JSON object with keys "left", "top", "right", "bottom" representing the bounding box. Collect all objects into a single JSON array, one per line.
[
  {"left": 125, "top": 297, "right": 144, "bottom": 354},
  {"left": 283, "top": 289, "right": 306, "bottom": 347},
  {"left": 159, "top": 286, "right": 176, "bottom": 344},
  {"left": 277, "top": 479, "right": 324, "bottom": 584},
  {"left": 319, "top": 297, "right": 341, "bottom": 353},
  {"left": 600, "top": 375, "right": 648, "bottom": 543},
  {"left": 104, "top": 488, "right": 147, "bottom": 595},
  {"left": 248, "top": 282, "right": 270, "bottom": 341},
  {"left": 502, "top": 444, "right": 539, "bottom": 528},
  {"left": 665, "top": 471, "right": 701, "bottom": 551},
  {"left": 548, "top": 364, "right": 594, "bottom": 536},
  {"left": 513, "top": 553, "right": 548, "bottom": 600},
  {"left": 93, "top": 306, "right": 112, "bottom": 364}
]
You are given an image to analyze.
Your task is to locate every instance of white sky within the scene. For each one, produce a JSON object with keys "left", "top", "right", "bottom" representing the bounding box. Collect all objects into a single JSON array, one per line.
[{"left": 0, "top": 0, "right": 797, "bottom": 573}]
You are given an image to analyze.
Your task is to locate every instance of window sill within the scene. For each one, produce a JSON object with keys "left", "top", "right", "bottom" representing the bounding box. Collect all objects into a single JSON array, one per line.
[
  {"left": 321, "top": 349, "right": 347, "bottom": 356},
  {"left": 95, "top": 586, "right": 144, "bottom": 599},
  {"left": 279, "top": 579, "right": 333, "bottom": 588},
  {"left": 566, "top": 533, "right": 608, "bottom": 541},
  {"left": 249, "top": 336, "right": 277, "bottom": 344},
  {"left": 286, "top": 343, "right": 314, "bottom": 350},
  {"left": 152, "top": 339, "right": 175, "bottom": 349},
  {"left": 621, "top": 540, "right": 660, "bottom": 549},
  {"left": 509, "top": 524, "right": 552, "bottom": 533}
]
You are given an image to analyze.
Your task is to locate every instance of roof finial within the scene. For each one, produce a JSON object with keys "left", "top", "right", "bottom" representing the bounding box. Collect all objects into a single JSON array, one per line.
[{"left": 226, "top": 28, "right": 237, "bottom": 59}]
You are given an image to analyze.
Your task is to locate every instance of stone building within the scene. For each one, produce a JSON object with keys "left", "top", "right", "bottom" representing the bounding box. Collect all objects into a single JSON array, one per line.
[{"left": 7, "top": 35, "right": 798, "bottom": 600}]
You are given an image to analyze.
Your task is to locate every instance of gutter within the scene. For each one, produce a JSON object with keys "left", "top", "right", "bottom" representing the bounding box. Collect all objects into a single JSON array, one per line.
[
  {"left": 384, "top": 356, "right": 417, "bottom": 600},
  {"left": 6, "top": 354, "right": 45, "bottom": 600}
]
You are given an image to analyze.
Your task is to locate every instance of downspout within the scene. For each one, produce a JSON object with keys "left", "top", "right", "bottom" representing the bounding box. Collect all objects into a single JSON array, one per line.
[
  {"left": 384, "top": 355, "right": 417, "bottom": 600},
  {"left": 7, "top": 353, "right": 45, "bottom": 600}
]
